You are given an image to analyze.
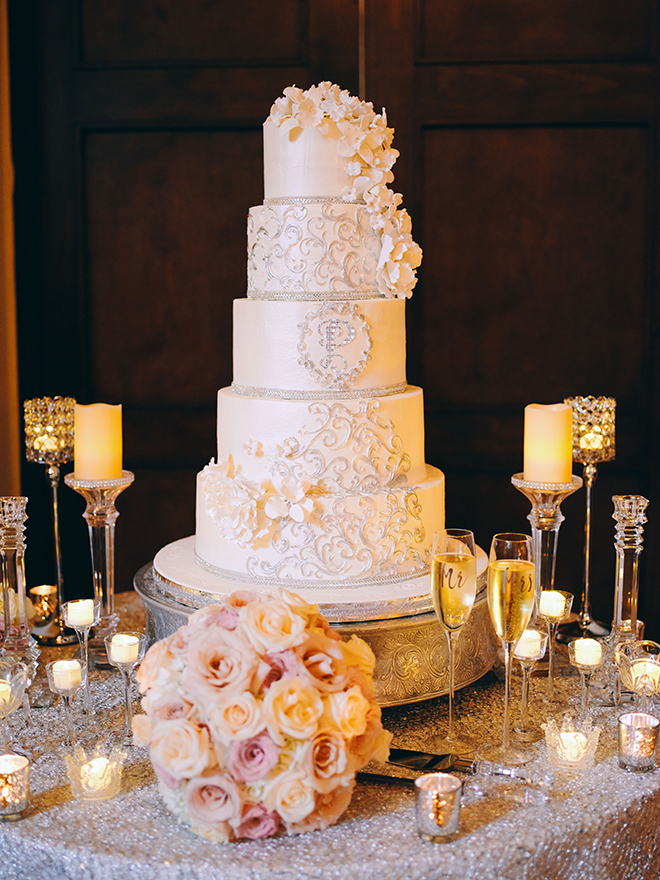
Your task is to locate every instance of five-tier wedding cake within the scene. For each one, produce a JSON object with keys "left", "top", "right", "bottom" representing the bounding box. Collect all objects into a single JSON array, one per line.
[{"left": 152, "top": 83, "right": 446, "bottom": 623}]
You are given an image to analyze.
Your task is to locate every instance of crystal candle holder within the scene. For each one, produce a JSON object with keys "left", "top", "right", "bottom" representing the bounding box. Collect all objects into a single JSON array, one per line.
[
  {"left": 615, "top": 640, "right": 660, "bottom": 714},
  {"left": 544, "top": 713, "right": 601, "bottom": 771},
  {"left": 28, "top": 585, "right": 58, "bottom": 627},
  {"left": 568, "top": 638, "right": 604, "bottom": 715},
  {"left": 62, "top": 599, "right": 101, "bottom": 714},
  {"left": 0, "top": 754, "right": 29, "bottom": 819},
  {"left": 0, "top": 498, "right": 40, "bottom": 672},
  {"left": 0, "top": 661, "right": 28, "bottom": 753},
  {"left": 64, "top": 742, "right": 126, "bottom": 801},
  {"left": 563, "top": 396, "right": 615, "bottom": 638},
  {"left": 537, "top": 590, "right": 574, "bottom": 702},
  {"left": 46, "top": 659, "right": 85, "bottom": 748},
  {"left": 23, "top": 396, "right": 77, "bottom": 646},
  {"left": 513, "top": 626, "right": 548, "bottom": 744},
  {"left": 105, "top": 632, "right": 146, "bottom": 745},
  {"left": 611, "top": 496, "right": 649, "bottom": 642},
  {"left": 618, "top": 712, "right": 659, "bottom": 772},
  {"left": 64, "top": 471, "right": 134, "bottom": 662},
  {"left": 511, "top": 474, "right": 582, "bottom": 613}
]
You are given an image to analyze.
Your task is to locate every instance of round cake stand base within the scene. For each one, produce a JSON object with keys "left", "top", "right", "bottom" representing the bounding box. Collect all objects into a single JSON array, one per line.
[{"left": 133, "top": 564, "right": 498, "bottom": 707}]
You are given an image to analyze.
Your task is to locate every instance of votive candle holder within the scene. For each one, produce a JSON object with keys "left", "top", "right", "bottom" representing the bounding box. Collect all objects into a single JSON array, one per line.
[
  {"left": 544, "top": 713, "right": 600, "bottom": 771},
  {"left": 64, "top": 742, "right": 126, "bottom": 801},
  {"left": 618, "top": 712, "right": 660, "bottom": 772},
  {"left": 0, "top": 753, "right": 29, "bottom": 819}
]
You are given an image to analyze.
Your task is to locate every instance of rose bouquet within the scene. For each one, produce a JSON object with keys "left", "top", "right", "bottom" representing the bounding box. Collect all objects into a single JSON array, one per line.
[{"left": 133, "top": 588, "right": 391, "bottom": 842}]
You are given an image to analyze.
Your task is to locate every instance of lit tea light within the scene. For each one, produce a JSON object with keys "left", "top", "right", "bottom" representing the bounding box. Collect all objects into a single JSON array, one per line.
[
  {"left": 539, "top": 590, "right": 566, "bottom": 619},
  {"left": 579, "top": 429, "right": 603, "bottom": 451},
  {"left": 52, "top": 659, "right": 82, "bottom": 691},
  {"left": 619, "top": 712, "right": 660, "bottom": 772},
  {"left": 557, "top": 731, "right": 588, "bottom": 763},
  {"left": 514, "top": 630, "right": 543, "bottom": 660},
  {"left": 573, "top": 638, "right": 602, "bottom": 667},
  {"left": 629, "top": 659, "right": 660, "bottom": 691},
  {"left": 81, "top": 757, "right": 110, "bottom": 792},
  {"left": 65, "top": 744, "right": 126, "bottom": 801},
  {"left": 66, "top": 599, "right": 96, "bottom": 628},
  {"left": 110, "top": 634, "right": 140, "bottom": 664},
  {"left": 544, "top": 714, "right": 600, "bottom": 770},
  {"left": 0, "top": 754, "right": 29, "bottom": 819}
]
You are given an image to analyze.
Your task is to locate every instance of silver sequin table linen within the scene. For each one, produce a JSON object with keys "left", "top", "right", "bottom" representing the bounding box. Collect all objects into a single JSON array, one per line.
[{"left": 1, "top": 592, "right": 659, "bottom": 880}]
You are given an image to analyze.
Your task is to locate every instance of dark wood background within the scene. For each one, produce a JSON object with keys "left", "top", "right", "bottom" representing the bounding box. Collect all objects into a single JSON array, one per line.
[{"left": 8, "top": 0, "right": 660, "bottom": 637}]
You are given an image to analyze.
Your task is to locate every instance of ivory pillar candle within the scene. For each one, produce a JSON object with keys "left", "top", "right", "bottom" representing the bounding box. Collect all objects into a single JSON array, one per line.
[
  {"left": 74, "top": 403, "right": 122, "bottom": 480},
  {"left": 523, "top": 403, "right": 573, "bottom": 483}
]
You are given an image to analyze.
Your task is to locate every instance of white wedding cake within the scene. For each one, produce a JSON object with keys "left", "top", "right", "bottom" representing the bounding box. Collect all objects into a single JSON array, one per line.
[{"left": 153, "top": 83, "right": 446, "bottom": 621}]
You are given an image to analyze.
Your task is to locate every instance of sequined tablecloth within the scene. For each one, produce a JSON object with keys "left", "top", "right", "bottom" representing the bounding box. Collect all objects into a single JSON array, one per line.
[{"left": 1, "top": 592, "right": 660, "bottom": 880}]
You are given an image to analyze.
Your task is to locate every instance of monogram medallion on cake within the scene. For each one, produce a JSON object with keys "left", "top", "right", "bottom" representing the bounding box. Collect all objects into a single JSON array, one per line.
[{"left": 298, "top": 302, "right": 372, "bottom": 390}]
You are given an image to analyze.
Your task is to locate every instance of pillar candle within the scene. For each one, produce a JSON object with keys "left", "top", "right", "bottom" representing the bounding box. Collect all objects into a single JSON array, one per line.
[
  {"left": 66, "top": 599, "right": 96, "bottom": 627},
  {"left": 523, "top": 403, "right": 573, "bottom": 483},
  {"left": 574, "top": 638, "right": 602, "bottom": 667},
  {"left": 52, "top": 659, "right": 82, "bottom": 691},
  {"left": 74, "top": 403, "right": 122, "bottom": 480},
  {"left": 110, "top": 634, "right": 139, "bottom": 664}
]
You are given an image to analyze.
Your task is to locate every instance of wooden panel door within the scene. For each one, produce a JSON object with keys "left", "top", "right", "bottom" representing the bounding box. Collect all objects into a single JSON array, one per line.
[
  {"left": 10, "top": 0, "right": 359, "bottom": 597},
  {"left": 366, "top": 0, "right": 660, "bottom": 634}
]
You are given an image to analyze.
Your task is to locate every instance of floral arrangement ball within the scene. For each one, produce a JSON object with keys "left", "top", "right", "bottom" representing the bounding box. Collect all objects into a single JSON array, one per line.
[{"left": 133, "top": 588, "right": 392, "bottom": 842}]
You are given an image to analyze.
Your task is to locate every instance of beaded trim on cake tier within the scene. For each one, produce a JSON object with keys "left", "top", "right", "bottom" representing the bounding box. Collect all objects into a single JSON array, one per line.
[
  {"left": 263, "top": 196, "right": 364, "bottom": 206},
  {"left": 194, "top": 551, "right": 431, "bottom": 590},
  {"left": 230, "top": 382, "right": 408, "bottom": 400},
  {"left": 247, "top": 290, "right": 383, "bottom": 301}
]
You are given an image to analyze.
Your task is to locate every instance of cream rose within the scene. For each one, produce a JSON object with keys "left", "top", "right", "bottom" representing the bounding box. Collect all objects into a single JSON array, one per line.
[
  {"left": 263, "top": 676, "right": 323, "bottom": 745},
  {"left": 241, "top": 599, "right": 307, "bottom": 654},
  {"left": 136, "top": 639, "right": 175, "bottom": 694},
  {"left": 150, "top": 719, "right": 213, "bottom": 780},
  {"left": 262, "top": 764, "right": 316, "bottom": 825},
  {"left": 323, "top": 686, "right": 370, "bottom": 739},
  {"left": 209, "top": 691, "right": 265, "bottom": 744},
  {"left": 184, "top": 626, "right": 259, "bottom": 705},
  {"left": 132, "top": 713, "right": 153, "bottom": 748},
  {"left": 288, "top": 780, "right": 355, "bottom": 834}
]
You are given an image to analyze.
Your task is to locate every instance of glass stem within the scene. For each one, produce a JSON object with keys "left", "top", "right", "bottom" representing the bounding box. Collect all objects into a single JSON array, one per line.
[
  {"left": 581, "top": 670, "right": 591, "bottom": 714},
  {"left": 80, "top": 628, "right": 92, "bottom": 713},
  {"left": 0, "top": 718, "right": 9, "bottom": 752},
  {"left": 120, "top": 667, "right": 132, "bottom": 742},
  {"left": 447, "top": 631, "right": 459, "bottom": 740},
  {"left": 520, "top": 662, "right": 530, "bottom": 731},
  {"left": 546, "top": 621, "right": 557, "bottom": 700},
  {"left": 63, "top": 694, "right": 75, "bottom": 748},
  {"left": 503, "top": 642, "right": 512, "bottom": 752}
]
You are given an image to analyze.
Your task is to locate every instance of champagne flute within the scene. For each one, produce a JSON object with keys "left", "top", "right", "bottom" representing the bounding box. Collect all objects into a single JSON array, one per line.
[
  {"left": 430, "top": 529, "right": 478, "bottom": 755},
  {"left": 478, "top": 533, "right": 536, "bottom": 767}
]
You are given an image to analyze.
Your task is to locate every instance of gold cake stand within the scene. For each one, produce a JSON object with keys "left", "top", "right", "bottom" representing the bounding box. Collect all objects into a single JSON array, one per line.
[{"left": 133, "top": 543, "right": 498, "bottom": 707}]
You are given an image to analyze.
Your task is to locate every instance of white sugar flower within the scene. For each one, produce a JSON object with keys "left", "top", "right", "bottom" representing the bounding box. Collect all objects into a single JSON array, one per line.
[
  {"left": 264, "top": 477, "right": 314, "bottom": 523},
  {"left": 201, "top": 458, "right": 270, "bottom": 547}
]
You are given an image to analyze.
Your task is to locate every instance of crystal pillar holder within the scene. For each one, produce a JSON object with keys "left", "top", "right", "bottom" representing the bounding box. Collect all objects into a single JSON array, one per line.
[
  {"left": 64, "top": 471, "right": 134, "bottom": 664},
  {"left": 0, "top": 498, "right": 39, "bottom": 671},
  {"left": 564, "top": 396, "right": 616, "bottom": 638},
  {"left": 511, "top": 474, "right": 583, "bottom": 611},
  {"left": 23, "top": 396, "right": 77, "bottom": 646},
  {"left": 610, "top": 495, "right": 648, "bottom": 642}
]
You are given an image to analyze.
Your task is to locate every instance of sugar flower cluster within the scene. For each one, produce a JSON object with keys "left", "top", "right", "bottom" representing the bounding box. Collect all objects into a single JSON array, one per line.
[
  {"left": 133, "top": 588, "right": 391, "bottom": 842},
  {"left": 269, "top": 82, "right": 422, "bottom": 299}
]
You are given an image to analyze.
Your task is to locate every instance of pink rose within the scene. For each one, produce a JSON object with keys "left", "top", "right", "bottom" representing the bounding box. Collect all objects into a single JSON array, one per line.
[
  {"left": 152, "top": 761, "right": 178, "bottom": 790},
  {"left": 150, "top": 718, "right": 213, "bottom": 780},
  {"left": 185, "top": 772, "right": 243, "bottom": 826},
  {"left": 251, "top": 651, "right": 306, "bottom": 694},
  {"left": 295, "top": 631, "right": 347, "bottom": 693},
  {"left": 187, "top": 605, "right": 239, "bottom": 631},
  {"left": 288, "top": 781, "right": 355, "bottom": 834},
  {"left": 184, "top": 626, "right": 259, "bottom": 705},
  {"left": 229, "top": 733, "right": 280, "bottom": 783},
  {"left": 233, "top": 803, "right": 280, "bottom": 840},
  {"left": 137, "top": 639, "right": 175, "bottom": 694},
  {"left": 143, "top": 691, "right": 194, "bottom": 723}
]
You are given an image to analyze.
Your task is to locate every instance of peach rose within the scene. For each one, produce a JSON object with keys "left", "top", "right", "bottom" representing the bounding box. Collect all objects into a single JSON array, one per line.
[
  {"left": 287, "top": 780, "right": 355, "bottom": 834},
  {"left": 263, "top": 764, "right": 316, "bottom": 825},
  {"left": 262, "top": 677, "right": 323, "bottom": 745},
  {"left": 305, "top": 728, "right": 351, "bottom": 793},
  {"left": 278, "top": 588, "right": 320, "bottom": 622},
  {"left": 251, "top": 650, "right": 306, "bottom": 694},
  {"left": 349, "top": 703, "right": 392, "bottom": 767},
  {"left": 132, "top": 713, "right": 153, "bottom": 747},
  {"left": 185, "top": 772, "right": 243, "bottom": 826},
  {"left": 295, "top": 631, "right": 347, "bottom": 693},
  {"left": 241, "top": 599, "right": 307, "bottom": 653},
  {"left": 209, "top": 691, "right": 265, "bottom": 743},
  {"left": 137, "top": 639, "right": 175, "bottom": 694},
  {"left": 150, "top": 718, "right": 213, "bottom": 780},
  {"left": 184, "top": 626, "right": 259, "bottom": 705},
  {"left": 323, "top": 686, "right": 370, "bottom": 739},
  {"left": 341, "top": 635, "right": 376, "bottom": 677}
]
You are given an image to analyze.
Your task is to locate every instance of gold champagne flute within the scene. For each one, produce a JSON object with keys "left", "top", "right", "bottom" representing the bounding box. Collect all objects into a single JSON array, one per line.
[
  {"left": 478, "top": 533, "right": 536, "bottom": 767},
  {"left": 431, "top": 529, "right": 478, "bottom": 755}
]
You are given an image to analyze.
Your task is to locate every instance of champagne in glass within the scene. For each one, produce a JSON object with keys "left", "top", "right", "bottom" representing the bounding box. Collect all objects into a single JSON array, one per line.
[
  {"left": 431, "top": 529, "right": 478, "bottom": 755},
  {"left": 478, "top": 533, "right": 535, "bottom": 767}
]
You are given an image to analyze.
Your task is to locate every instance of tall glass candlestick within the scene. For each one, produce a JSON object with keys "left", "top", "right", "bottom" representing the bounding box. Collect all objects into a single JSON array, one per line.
[
  {"left": 23, "top": 397, "right": 78, "bottom": 646},
  {"left": 563, "top": 396, "right": 616, "bottom": 639},
  {"left": 0, "top": 498, "right": 39, "bottom": 673},
  {"left": 64, "top": 472, "right": 134, "bottom": 663},
  {"left": 611, "top": 495, "right": 649, "bottom": 641},
  {"left": 511, "top": 474, "right": 582, "bottom": 613}
]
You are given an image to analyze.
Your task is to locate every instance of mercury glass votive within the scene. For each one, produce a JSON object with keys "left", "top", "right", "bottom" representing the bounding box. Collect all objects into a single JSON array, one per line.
[
  {"left": 544, "top": 713, "right": 601, "bottom": 771},
  {"left": 64, "top": 742, "right": 126, "bottom": 801},
  {"left": 0, "top": 753, "right": 29, "bottom": 819},
  {"left": 28, "top": 585, "right": 58, "bottom": 627},
  {"left": 415, "top": 773, "right": 462, "bottom": 842},
  {"left": 618, "top": 713, "right": 660, "bottom": 772}
]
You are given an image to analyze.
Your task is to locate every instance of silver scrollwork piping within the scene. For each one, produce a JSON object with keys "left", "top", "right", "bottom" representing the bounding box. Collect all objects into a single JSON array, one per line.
[{"left": 230, "top": 383, "right": 408, "bottom": 400}]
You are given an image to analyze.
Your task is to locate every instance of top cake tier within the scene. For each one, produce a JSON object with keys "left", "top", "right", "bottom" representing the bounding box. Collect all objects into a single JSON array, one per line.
[{"left": 264, "top": 120, "right": 351, "bottom": 200}]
